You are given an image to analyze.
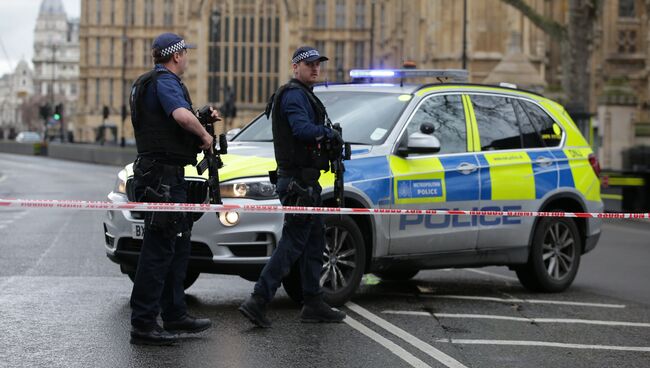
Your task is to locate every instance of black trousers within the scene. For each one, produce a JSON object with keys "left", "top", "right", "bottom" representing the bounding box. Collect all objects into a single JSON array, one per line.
[{"left": 130, "top": 165, "right": 191, "bottom": 329}]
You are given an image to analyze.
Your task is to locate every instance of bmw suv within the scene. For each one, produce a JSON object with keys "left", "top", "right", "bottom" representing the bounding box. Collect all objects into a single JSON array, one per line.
[{"left": 103, "top": 70, "right": 602, "bottom": 306}]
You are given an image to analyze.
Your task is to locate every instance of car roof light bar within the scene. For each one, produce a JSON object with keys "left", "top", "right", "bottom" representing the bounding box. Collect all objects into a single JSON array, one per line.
[{"left": 349, "top": 69, "right": 469, "bottom": 82}]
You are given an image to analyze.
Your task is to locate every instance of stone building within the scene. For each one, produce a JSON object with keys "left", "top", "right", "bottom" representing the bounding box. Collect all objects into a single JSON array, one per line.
[
  {"left": 33, "top": 0, "right": 80, "bottom": 139},
  {"left": 0, "top": 60, "right": 35, "bottom": 138}
]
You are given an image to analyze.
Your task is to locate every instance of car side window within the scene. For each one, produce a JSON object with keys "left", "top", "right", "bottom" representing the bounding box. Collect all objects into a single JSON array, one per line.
[
  {"left": 406, "top": 94, "right": 466, "bottom": 154},
  {"left": 471, "top": 95, "right": 521, "bottom": 151},
  {"left": 514, "top": 100, "right": 545, "bottom": 148},
  {"left": 521, "top": 100, "right": 563, "bottom": 147}
]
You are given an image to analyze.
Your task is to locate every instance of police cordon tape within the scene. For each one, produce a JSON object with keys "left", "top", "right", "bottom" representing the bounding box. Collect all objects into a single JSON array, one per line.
[{"left": 0, "top": 198, "right": 649, "bottom": 219}]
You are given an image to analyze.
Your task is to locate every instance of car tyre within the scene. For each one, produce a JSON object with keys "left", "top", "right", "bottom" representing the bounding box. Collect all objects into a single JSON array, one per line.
[
  {"left": 282, "top": 215, "right": 366, "bottom": 307},
  {"left": 516, "top": 214, "right": 582, "bottom": 292},
  {"left": 127, "top": 270, "right": 200, "bottom": 290}
]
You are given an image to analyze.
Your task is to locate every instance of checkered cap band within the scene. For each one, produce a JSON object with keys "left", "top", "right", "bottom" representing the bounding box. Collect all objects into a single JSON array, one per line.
[
  {"left": 160, "top": 40, "right": 186, "bottom": 57},
  {"left": 292, "top": 50, "right": 320, "bottom": 64}
]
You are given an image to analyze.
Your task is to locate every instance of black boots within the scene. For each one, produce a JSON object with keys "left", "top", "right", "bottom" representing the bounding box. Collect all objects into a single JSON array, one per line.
[
  {"left": 130, "top": 324, "right": 178, "bottom": 346},
  {"left": 163, "top": 314, "right": 213, "bottom": 334},
  {"left": 239, "top": 294, "right": 272, "bottom": 328},
  {"left": 300, "top": 298, "right": 346, "bottom": 323}
]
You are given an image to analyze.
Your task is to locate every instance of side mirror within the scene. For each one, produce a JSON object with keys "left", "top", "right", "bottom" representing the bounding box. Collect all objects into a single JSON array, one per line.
[
  {"left": 225, "top": 128, "right": 241, "bottom": 141},
  {"left": 398, "top": 132, "right": 441, "bottom": 156}
]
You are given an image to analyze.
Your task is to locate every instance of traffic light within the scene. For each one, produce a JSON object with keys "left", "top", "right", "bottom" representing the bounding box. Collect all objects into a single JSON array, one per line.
[
  {"left": 53, "top": 103, "right": 63, "bottom": 121},
  {"left": 39, "top": 104, "right": 51, "bottom": 121}
]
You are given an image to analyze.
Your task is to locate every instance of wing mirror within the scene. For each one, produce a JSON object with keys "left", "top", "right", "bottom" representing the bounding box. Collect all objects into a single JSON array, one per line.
[{"left": 398, "top": 123, "right": 441, "bottom": 156}]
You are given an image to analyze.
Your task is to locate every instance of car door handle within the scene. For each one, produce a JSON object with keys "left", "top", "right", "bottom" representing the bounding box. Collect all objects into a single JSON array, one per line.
[
  {"left": 535, "top": 157, "right": 553, "bottom": 167},
  {"left": 456, "top": 162, "right": 478, "bottom": 175}
]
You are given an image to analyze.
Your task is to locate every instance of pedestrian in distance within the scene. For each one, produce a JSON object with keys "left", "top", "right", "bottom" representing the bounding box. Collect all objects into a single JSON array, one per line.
[
  {"left": 239, "top": 46, "right": 346, "bottom": 327},
  {"left": 128, "top": 32, "right": 220, "bottom": 346}
]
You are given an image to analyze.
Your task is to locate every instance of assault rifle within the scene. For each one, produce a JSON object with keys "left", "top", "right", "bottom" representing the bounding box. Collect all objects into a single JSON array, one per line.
[
  {"left": 328, "top": 123, "right": 351, "bottom": 210},
  {"left": 196, "top": 105, "right": 227, "bottom": 206}
]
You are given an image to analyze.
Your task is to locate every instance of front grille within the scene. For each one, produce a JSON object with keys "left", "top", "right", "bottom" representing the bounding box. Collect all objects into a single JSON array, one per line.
[
  {"left": 118, "top": 238, "right": 213, "bottom": 258},
  {"left": 126, "top": 178, "right": 208, "bottom": 220}
]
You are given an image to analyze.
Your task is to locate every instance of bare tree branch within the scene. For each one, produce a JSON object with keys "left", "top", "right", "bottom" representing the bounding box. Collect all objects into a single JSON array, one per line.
[{"left": 500, "top": 0, "right": 567, "bottom": 40}]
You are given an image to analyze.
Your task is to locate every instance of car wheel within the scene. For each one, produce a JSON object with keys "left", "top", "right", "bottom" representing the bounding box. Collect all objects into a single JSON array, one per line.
[
  {"left": 375, "top": 269, "right": 419, "bottom": 281},
  {"left": 516, "top": 215, "right": 582, "bottom": 292},
  {"left": 281, "top": 215, "right": 366, "bottom": 307},
  {"left": 127, "top": 270, "right": 200, "bottom": 290}
]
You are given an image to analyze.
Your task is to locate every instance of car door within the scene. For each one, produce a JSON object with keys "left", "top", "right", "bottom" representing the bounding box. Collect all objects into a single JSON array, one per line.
[
  {"left": 468, "top": 94, "right": 559, "bottom": 251},
  {"left": 389, "top": 93, "right": 480, "bottom": 255}
]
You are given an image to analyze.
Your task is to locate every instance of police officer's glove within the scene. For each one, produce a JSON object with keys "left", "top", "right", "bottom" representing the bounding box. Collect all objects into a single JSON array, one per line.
[{"left": 328, "top": 128, "right": 344, "bottom": 148}]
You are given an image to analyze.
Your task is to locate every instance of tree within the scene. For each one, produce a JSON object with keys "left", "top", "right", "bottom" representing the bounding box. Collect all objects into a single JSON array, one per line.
[{"left": 500, "top": 0, "right": 603, "bottom": 112}]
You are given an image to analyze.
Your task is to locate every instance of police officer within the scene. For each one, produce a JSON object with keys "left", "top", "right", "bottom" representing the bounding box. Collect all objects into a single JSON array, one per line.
[
  {"left": 239, "top": 46, "right": 345, "bottom": 327},
  {"left": 128, "top": 33, "right": 219, "bottom": 345}
]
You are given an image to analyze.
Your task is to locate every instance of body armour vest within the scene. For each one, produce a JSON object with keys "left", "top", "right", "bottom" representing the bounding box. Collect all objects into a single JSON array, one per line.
[
  {"left": 267, "top": 79, "right": 328, "bottom": 172},
  {"left": 130, "top": 69, "right": 200, "bottom": 166}
]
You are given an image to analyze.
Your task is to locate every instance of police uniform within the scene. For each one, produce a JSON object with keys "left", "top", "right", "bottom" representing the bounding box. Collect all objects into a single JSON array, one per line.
[
  {"left": 128, "top": 33, "right": 210, "bottom": 345},
  {"left": 239, "top": 46, "right": 346, "bottom": 327}
]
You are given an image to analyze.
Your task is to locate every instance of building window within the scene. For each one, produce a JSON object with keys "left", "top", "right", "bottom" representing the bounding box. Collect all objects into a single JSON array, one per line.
[
  {"left": 144, "top": 39, "right": 152, "bottom": 66},
  {"left": 144, "top": 0, "right": 155, "bottom": 26},
  {"left": 619, "top": 0, "right": 635, "bottom": 18},
  {"left": 126, "top": 39, "right": 134, "bottom": 66},
  {"left": 109, "top": 38, "right": 114, "bottom": 65},
  {"left": 71, "top": 82, "right": 77, "bottom": 95},
  {"left": 210, "top": 10, "right": 221, "bottom": 42},
  {"left": 242, "top": 17, "right": 247, "bottom": 43},
  {"left": 354, "top": 42, "right": 364, "bottom": 67},
  {"left": 125, "top": 0, "right": 135, "bottom": 25},
  {"left": 109, "top": 79, "right": 114, "bottom": 106},
  {"left": 336, "top": 0, "right": 346, "bottom": 28},
  {"left": 335, "top": 41, "right": 345, "bottom": 71},
  {"left": 355, "top": 0, "right": 365, "bottom": 28},
  {"left": 225, "top": 17, "right": 230, "bottom": 42},
  {"left": 250, "top": 16, "right": 255, "bottom": 43},
  {"left": 96, "top": 0, "right": 102, "bottom": 24},
  {"left": 95, "top": 78, "right": 101, "bottom": 107},
  {"left": 95, "top": 37, "right": 101, "bottom": 66},
  {"left": 618, "top": 30, "right": 637, "bottom": 53},
  {"left": 315, "top": 41, "right": 326, "bottom": 57},
  {"left": 234, "top": 17, "right": 239, "bottom": 42},
  {"left": 315, "top": 0, "right": 327, "bottom": 28},
  {"left": 110, "top": 0, "right": 115, "bottom": 24},
  {"left": 163, "top": 0, "right": 174, "bottom": 26}
]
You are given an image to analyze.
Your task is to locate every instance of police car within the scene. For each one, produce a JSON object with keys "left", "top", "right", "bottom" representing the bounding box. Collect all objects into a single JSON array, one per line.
[{"left": 104, "top": 69, "right": 602, "bottom": 306}]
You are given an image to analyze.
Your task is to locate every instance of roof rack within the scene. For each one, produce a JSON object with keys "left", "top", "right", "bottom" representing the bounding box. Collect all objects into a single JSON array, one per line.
[{"left": 349, "top": 69, "right": 468, "bottom": 86}]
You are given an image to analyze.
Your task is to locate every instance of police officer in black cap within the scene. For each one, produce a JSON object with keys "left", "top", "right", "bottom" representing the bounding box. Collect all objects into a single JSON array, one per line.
[
  {"left": 128, "top": 33, "right": 219, "bottom": 345},
  {"left": 239, "top": 46, "right": 346, "bottom": 327}
]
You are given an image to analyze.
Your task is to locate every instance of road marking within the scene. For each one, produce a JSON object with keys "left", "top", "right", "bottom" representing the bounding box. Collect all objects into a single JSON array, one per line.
[
  {"left": 343, "top": 315, "right": 432, "bottom": 368},
  {"left": 420, "top": 295, "right": 626, "bottom": 309},
  {"left": 346, "top": 302, "right": 468, "bottom": 368},
  {"left": 465, "top": 268, "right": 519, "bottom": 282},
  {"left": 436, "top": 339, "right": 650, "bottom": 352},
  {"left": 382, "top": 311, "right": 650, "bottom": 328}
]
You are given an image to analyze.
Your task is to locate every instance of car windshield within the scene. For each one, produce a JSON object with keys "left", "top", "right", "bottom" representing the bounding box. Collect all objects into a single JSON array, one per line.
[{"left": 234, "top": 91, "right": 410, "bottom": 145}]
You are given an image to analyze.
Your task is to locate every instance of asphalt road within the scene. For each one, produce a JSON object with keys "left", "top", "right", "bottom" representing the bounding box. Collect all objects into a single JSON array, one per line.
[{"left": 0, "top": 153, "right": 648, "bottom": 368}]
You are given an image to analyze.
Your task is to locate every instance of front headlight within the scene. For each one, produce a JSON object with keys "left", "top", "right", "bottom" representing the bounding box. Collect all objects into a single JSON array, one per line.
[
  {"left": 220, "top": 177, "right": 277, "bottom": 200},
  {"left": 113, "top": 169, "right": 127, "bottom": 194}
]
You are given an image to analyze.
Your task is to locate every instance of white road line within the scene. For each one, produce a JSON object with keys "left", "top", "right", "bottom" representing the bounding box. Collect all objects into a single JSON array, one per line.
[
  {"left": 382, "top": 311, "right": 650, "bottom": 328},
  {"left": 346, "top": 302, "right": 468, "bottom": 368},
  {"left": 421, "top": 295, "right": 626, "bottom": 309},
  {"left": 343, "top": 315, "right": 432, "bottom": 368},
  {"left": 465, "top": 268, "right": 519, "bottom": 282},
  {"left": 436, "top": 339, "right": 650, "bottom": 352}
]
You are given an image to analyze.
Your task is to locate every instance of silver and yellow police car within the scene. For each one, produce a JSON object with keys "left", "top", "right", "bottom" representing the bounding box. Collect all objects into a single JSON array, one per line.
[{"left": 104, "top": 69, "right": 602, "bottom": 306}]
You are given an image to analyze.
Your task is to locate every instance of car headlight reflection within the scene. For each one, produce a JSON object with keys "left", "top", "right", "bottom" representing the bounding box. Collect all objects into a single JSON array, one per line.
[
  {"left": 114, "top": 169, "right": 127, "bottom": 194},
  {"left": 219, "top": 211, "right": 240, "bottom": 227},
  {"left": 220, "top": 178, "right": 277, "bottom": 199}
]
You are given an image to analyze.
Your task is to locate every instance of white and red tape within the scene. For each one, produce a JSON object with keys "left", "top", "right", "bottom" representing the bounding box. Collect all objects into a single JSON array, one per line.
[{"left": 0, "top": 198, "right": 648, "bottom": 219}]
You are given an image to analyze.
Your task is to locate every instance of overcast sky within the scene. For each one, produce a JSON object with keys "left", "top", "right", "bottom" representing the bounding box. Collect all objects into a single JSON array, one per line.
[{"left": 0, "top": 0, "right": 80, "bottom": 77}]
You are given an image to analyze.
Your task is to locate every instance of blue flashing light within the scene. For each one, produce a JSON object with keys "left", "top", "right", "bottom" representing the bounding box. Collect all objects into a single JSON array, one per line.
[{"left": 349, "top": 69, "right": 468, "bottom": 82}]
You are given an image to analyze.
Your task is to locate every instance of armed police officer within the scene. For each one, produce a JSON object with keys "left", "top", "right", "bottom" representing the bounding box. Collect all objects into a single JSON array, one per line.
[
  {"left": 239, "top": 46, "right": 345, "bottom": 327},
  {"left": 128, "top": 33, "right": 220, "bottom": 345}
]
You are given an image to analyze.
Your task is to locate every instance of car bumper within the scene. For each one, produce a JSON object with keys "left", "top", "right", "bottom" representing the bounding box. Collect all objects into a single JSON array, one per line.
[{"left": 103, "top": 192, "right": 284, "bottom": 277}]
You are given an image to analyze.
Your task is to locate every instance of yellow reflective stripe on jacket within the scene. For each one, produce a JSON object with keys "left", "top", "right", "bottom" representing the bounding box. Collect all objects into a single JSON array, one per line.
[{"left": 483, "top": 151, "right": 536, "bottom": 200}]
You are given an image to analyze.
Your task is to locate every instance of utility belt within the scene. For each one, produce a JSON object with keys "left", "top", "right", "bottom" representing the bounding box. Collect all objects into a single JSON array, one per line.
[
  {"left": 271, "top": 167, "right": 322, "bottom": 224},
  {"left": 132, "top": 156, "right": 191, "bottom": 238}
]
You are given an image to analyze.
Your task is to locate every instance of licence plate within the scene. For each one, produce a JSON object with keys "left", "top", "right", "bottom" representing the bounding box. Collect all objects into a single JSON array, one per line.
[{"left": 132, "top": 223, "right": 145, "bottom": 239}]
